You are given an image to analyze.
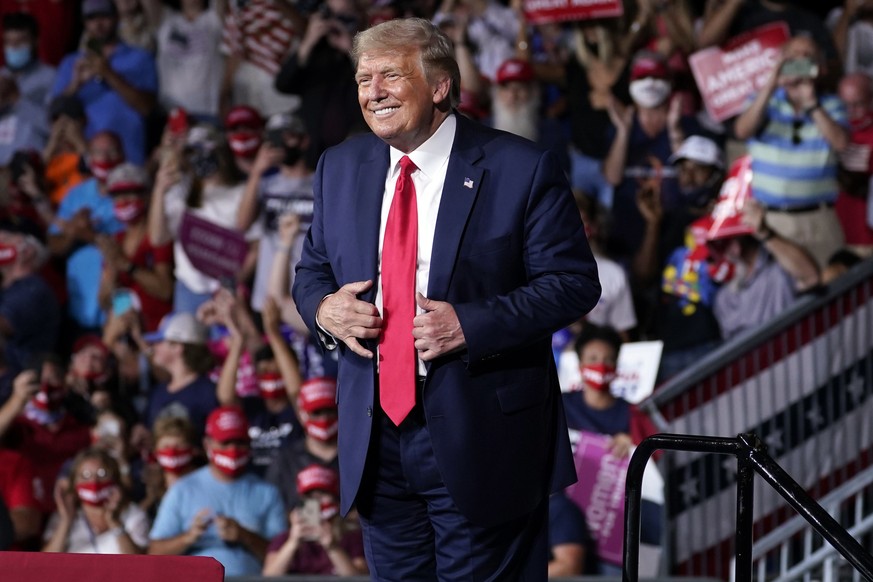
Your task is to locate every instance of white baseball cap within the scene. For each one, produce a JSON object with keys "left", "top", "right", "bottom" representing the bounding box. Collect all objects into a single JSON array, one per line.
[
  {"left": 669, "top": 135, "right": 724, "bottom": 169},
  {"left": 144, "top": 312, "right": 208, "bottom": 345}
]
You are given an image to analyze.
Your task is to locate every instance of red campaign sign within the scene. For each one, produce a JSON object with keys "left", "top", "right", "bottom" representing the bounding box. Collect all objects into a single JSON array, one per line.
[
  {"left": 565, "top": 431, "right": 629, "bottom": 566},
  {"left": 523, "top": 0, "right": 622, "bottom": 25},
  {"left": 178, "top": 212, "right": 248, "bottom": 282},
  {"left": 689, "top": 22, "right": 790, "bottom": 122}
]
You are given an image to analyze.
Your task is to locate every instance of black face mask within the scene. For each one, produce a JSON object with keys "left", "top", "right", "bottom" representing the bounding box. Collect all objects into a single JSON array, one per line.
[
  {"left": 283, "top": 145, "right": 303, "bottom": 167},
  {"left": 187, "top": 148, "right": 220, "bottom": 178}
]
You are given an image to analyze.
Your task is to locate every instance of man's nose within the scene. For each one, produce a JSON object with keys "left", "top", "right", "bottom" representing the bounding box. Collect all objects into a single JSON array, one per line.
[{"left": 364, "top": 77, "right": 386, "bottom": 101}]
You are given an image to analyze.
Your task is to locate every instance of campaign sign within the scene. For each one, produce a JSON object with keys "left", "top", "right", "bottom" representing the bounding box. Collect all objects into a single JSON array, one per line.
[
  {"left": 523, "top": 0, "right": 622, "bottom": 25},
  {"left": 611, "top": 340, "right": 664, "bottom": 404},
  {"left": 565, "top": 431, "right": 628, "bottom": 565},
  {"left": 179, "top": 212, "right": 248, "bottom": 281},
  {"left": 689, "top": 22, "right": 789, "bottom": 122}
]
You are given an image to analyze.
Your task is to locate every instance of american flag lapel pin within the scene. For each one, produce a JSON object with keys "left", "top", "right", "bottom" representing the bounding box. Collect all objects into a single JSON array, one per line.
[{"left": 463, "top": 177, "right": 474, "bottom": 189}]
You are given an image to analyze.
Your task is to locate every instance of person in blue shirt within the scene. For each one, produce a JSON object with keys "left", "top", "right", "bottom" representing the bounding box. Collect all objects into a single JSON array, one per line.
[
  {"left": 47, "top": 131, "right": 126, "bottom": 333},
  {"left": 50, "top": 0, "right": 156, "bottom": 164},
  {"left": 148, "top": 405, "right": 288, "bottom": 576}
]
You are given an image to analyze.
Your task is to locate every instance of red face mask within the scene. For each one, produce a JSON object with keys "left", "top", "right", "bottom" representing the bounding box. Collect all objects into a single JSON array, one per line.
[
  {"left": 112, "top": 198, "right": 146, "bottom": 224},
  {"left": 76, "top": 481, "right": 115, "bottom": 506},
  {"left": 91, "top": 159, "right": 120, "bottom": 182},
  {"left": 257, "top": 372, "right": 286, "bottom": 400},
  {"left": 209, "top": 446, "right": 250, "bottom": 478},
  {"left": 581, "top": 363, "right": 617, "bottom": 392},
  {"left": 227, "top": 131, "right": 261, "bottom": 159},
  {"left": 32, "top": 382, "right": 65, "bottom": 411},
  {"left": 305, "top": 417, "right": 338, "bottom": 441},
  {"left": 0, "top": 243, "right": 17, "bottom": 266},
  {"left": 155, "top": 446, "right": 194, "bottom": 474},
  {"left": 708, "top": 258, "right": 736, "bottom": 284},
  {"left": 320, "top": 499, "right": 339, "bottom": 520}
]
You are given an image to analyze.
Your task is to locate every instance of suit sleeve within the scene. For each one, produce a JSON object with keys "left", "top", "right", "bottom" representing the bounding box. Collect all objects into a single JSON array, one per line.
[
  {"left": 453, "top": 150, "right": 601, "bottom": 366},
  {"left": 292, "top": 153, "right": 340, "bottom": 340}
]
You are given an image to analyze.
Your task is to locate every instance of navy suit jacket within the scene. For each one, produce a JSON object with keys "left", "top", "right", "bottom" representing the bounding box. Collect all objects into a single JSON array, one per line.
[{"left": 292, "top": 114, "right": 601, "bottom": 527}]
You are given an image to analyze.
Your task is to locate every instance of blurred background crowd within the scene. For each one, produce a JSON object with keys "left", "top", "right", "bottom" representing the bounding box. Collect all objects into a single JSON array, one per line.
[{"left": 0, "top": 0, "right": 867, "bottom": 577}]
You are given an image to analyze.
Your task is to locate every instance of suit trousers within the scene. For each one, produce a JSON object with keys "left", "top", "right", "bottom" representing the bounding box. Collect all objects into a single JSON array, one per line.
[{"left": 355, "top": 390, "right": 549, "bottom": 582}]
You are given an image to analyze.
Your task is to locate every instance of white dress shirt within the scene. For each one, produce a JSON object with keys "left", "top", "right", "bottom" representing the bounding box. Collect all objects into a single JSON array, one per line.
[
  {"left": 376, "top": 114, "right": 456, "bottom": 374},
  {"left": 317, "top": 114, "right": 458, "bottom": 377}
]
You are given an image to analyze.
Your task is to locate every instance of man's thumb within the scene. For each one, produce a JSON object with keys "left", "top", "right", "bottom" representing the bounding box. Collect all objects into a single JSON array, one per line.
[
  {"left": 416, "top": 292, "right": 432, "bottom": 310},
  {"left": 343, "top": 279, "right": 373, "bottom": 295}
]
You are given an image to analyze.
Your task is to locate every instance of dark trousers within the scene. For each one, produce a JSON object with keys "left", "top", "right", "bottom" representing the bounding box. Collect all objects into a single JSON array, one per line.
[{"left": 356, "top": 401, "right": 549, "bottom": 581}]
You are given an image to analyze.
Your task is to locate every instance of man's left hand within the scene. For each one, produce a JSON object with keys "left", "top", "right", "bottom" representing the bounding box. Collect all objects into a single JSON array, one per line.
[{"left": 412, "top": 293, "right": 465, "bottom": 361}]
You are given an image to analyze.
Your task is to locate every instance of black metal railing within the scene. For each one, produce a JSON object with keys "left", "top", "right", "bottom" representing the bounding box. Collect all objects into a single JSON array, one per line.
[{"left": 623, "top": 433, "right": 873, "bottom": 582}]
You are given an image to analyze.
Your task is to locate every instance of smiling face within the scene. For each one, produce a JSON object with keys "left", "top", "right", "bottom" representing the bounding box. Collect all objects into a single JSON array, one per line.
[{"left": 355, "top": 49, "right": 450, "bottom": 153}]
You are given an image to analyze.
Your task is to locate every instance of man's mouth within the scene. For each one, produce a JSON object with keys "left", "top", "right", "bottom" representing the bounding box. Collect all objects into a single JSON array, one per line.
[{"left": 374, "top": 106, "right": 399, "bottom": 116}]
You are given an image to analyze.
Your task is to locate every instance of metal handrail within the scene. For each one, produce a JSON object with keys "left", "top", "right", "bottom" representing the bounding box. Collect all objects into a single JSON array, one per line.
[{"left": 622, "top": 433, "right": 873, "bottom": 582}]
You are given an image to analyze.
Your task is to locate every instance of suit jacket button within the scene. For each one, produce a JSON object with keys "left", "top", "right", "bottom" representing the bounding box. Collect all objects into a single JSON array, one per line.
[{"left": 367, "top": 406, "right": 372, "bottom": 417}]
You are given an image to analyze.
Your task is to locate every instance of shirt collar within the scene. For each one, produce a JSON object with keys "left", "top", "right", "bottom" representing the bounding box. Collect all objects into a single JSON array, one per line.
[{"left": 389, "top": 113, "right": 456, "bottom": 180}]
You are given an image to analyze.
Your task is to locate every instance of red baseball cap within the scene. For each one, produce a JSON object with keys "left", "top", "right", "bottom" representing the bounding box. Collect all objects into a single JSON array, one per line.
[
  {"left": 630, "top": 52, "right": 670, "bottom": 81},
  {"left": 224, "top": 105, "right": 264, "bottom": 130},
  {"left": 495, "top": 58, "right": 534, "bottom": 84},
  {"left": 72, "top": 334, "right": 110, "bottom": 356},
  {"left": 299, "top": 377, "right": 337, "bottom": 413},
  {"left": 205, "top": 406, "right": 250, "bottom": 442},
  {"left": 296, "top": 464, "right": 339, "bottom": 496}
]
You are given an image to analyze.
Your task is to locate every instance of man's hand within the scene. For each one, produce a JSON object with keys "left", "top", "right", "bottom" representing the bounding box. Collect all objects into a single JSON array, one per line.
[
  {"left": 316, "top": 280, "right": 382, "bottom": 358},
  {"left": 215, "top": 515, "right": 243, "bottom": 543},
  {"left": 186, "top": 509, "right": 212, "bottom": 545},
  {"left": 412, "top": 293, "right": 466, "bottom": 361}
]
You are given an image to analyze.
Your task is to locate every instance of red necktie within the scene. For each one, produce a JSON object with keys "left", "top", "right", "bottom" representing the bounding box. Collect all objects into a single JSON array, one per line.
[{"left": 379, "top": 155, "right": 418, "bottom": 426}]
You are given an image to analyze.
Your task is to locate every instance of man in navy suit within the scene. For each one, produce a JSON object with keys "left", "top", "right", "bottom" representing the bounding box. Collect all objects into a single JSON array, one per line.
[{"left": 292, "top": 17, "right": 601, "bottom": 581}]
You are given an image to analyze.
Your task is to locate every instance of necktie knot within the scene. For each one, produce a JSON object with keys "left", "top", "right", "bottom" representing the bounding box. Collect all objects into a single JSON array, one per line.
[{"left": 399, "top": 155, "right": 417, "bottom": 177}]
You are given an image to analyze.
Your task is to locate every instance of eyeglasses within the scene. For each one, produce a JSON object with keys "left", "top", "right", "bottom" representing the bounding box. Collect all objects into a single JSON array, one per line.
[
  {"left": 792, "top": 119, "right": 803, "bottom": 145},
  {"left": 79, "top": 467, "right": 109, "bottom": 481}
]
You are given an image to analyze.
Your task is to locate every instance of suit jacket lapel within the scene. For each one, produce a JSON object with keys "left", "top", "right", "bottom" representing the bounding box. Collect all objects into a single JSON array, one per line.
[
  {"left": 427, "top": 118, "right": 484, "bottom": 301},
  {"left": 353, "top": 141, "right": 389, "bottom": 305}
]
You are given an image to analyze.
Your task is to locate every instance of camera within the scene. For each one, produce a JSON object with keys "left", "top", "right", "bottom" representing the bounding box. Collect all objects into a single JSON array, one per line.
[{"left": 779, "top": 58, "right": 818, "bottom": 80}]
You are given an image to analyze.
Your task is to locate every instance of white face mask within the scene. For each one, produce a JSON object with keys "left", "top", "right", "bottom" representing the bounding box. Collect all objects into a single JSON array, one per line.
[{"left": 629, "top": 78, "right": 672, "bottom": 108}]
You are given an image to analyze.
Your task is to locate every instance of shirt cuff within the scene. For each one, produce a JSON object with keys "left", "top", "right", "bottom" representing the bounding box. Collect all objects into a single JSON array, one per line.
[{"left": 315, "top": 294, "right": 338, "bottom": 350}]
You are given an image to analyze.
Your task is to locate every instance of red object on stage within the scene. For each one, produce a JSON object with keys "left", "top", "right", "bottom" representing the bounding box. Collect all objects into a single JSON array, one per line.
[{"left": 0, "top": 552, "right": 224, "bottom": 582}]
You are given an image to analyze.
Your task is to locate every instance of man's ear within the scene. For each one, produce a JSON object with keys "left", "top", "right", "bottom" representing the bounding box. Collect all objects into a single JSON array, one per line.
[{"left": 432, "top": 75, "right": 452, "bottom": 105}]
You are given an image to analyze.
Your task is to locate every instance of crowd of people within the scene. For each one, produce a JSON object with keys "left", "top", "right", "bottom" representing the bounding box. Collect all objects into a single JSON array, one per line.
[{"left": 0, "top": 0, "right": 868, "bottom": 577}]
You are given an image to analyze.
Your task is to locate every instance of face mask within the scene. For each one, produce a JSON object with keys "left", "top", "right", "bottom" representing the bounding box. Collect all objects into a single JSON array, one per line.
[
  {"left": 209, "top": 446, "right": 250, "bottom": 477},
  {"left": 708, "top": 257, "right": 736, "bottom": 284},
  {"left": 320, "top": 499, "right": 339, "bottom": 520},
  {"left": 0, "top": 243, "right": 17, "bottom": 266},
  {"left": 581, "top": 363, "right": 617, "bottom": 392},
  {"left": 4, "top": 46, "right": 31, "bottom": 70},
  {"left": 282, "top": 145, "right": 303, "bottom": 167},
  {"left": 681, "top": 183, "right": 719, "bottom": 210},
  {"left": 76, "top": 481, "right": 115, "bottom": 506},
  {"left": 32, "top": 382, "right": 65, "bottom": 411},
  {"left": 188, "top": 149, "right": 220, "bottom": 179},
  {"left": 258, "top": 372, "right": 286, "bottom": 400},
  {"left": 112, "top": 198, "right": 146, "bottom": 224},
  {"left": 91, "top": 159, "right": 120, "bottom": 183},
  {"left": 227, "top": 131, "right": 261, "bottom": 159},
  {"left": 305, "top": 416, "right": 338, "bottom": 441},
  {"left": 629, "top": 78, "right": 671, "bottom": 108},
  {"left": 155, "top": 446, "right": 194, "bottom": 474}
]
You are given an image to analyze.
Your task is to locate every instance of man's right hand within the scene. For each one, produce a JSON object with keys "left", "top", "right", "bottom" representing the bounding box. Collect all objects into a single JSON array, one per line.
[{"left": 316, "top": 280, "right": 382, "bottom": 358}]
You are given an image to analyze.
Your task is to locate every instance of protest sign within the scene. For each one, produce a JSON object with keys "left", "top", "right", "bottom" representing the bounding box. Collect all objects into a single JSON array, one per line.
[
  {"left": 523, "top": 0, "right": 622, "bottom": 25},
  {"left": 178, "top": 212, "right": 248, "bottom": 282},
  {"left": 611, "top": 340, "right": 664, "bottom": 404},
  {"left": 689, "top": 22, "right": 789, "bottom": 122}
]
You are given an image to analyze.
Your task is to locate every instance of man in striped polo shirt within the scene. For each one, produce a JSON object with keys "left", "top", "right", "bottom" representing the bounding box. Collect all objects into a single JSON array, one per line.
[{"left": 734, "top": 35, "right": 849, "bottom": 269}]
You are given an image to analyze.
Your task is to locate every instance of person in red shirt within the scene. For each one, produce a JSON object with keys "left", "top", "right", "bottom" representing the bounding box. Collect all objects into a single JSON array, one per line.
[
  {"left": 836, "top": 72, "right": 873, "bottom": 256},
  {"left": 0, "top": 447, "right": 43, "bottom": 546},
  {"left": 0, "top": 355, "right": 92, "bottom": 515},
  {"left": 97, "top": 163, "right": 173, "bottom": 332}
]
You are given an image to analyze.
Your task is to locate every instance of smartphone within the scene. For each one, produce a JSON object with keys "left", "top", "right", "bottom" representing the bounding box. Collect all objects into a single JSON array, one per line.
[
  {"left": 168, "top": 107, "right": 189, "bottom": 137},
  {"left": 300, "top": 498, "right": 321, "bottom": 540},
  {"left": 780, "top": 58, "right": 818, "bottom": 80},
  {"left": 85, "top": 37, "right": 103, "bottom": 55},
  {"left": 111, "top": 288, "right": 139, "bottom": 316}
]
